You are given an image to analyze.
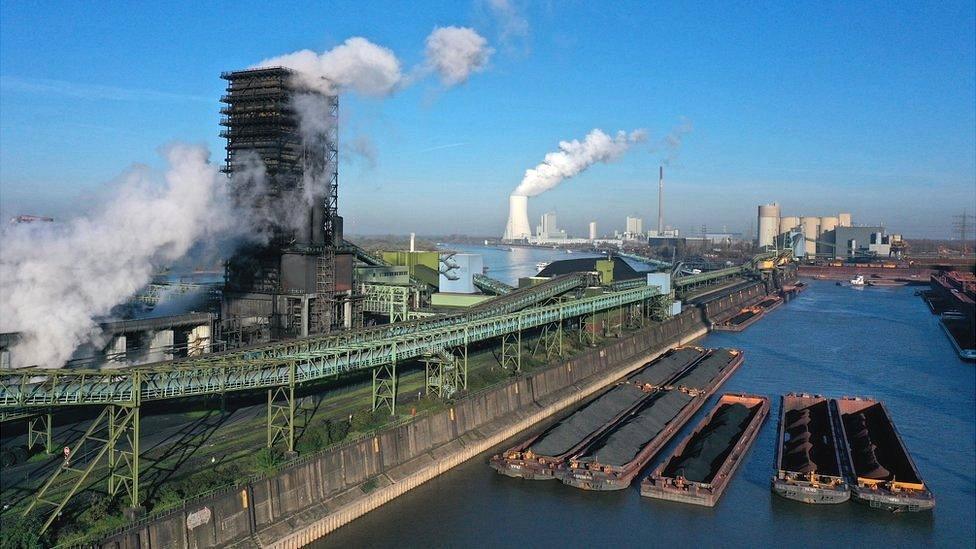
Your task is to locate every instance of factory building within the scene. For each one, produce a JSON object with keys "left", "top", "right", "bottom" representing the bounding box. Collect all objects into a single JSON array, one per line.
[
  {"left": 536, "top": 211, "right": 566, "bottom": 240},
  {"left": 220, "top": 67, "right": 350, "bottom": 345}
]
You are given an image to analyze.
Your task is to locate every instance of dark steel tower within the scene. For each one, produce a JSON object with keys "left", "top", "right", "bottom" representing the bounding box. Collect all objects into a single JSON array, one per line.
[{"left": 219, "top": 67, "right": 340, "bottom": 342}]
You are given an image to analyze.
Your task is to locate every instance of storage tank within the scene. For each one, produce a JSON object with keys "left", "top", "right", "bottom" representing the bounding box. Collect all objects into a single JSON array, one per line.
[
  {"left": 800, "top": 216, "right": 819, "bottom": 257},
  {"left": 757, "top": 203, "right": 781, "bottom": 248},
  {"left": 838, "top": 212, "right": 852, "bottom": 227},
  {"left": 818, "top": 216, "right": 839, "bottom": 256},
  {"left": 779, "top": 216, "right": 800, "bottom": 235}
]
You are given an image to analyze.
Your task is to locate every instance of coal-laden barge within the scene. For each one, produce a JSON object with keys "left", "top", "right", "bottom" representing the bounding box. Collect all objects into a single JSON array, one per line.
[
  {"left": 771, "top": 393, "right": 850, "bottom": 504},
  {"left": 641, "top": 393, "right": 768, "bottom": 507},
  {"left": 488, "top": 347, "right": 707, "bottom": 480},
  {"left": 834, "top": 397, "right": 935, "bottom": 512},
  {"left": 712, "top": 305, "right": 765, "bottom": 332},
  {"left": 558, "top": 348, "right": 744, "bottom": 491}
]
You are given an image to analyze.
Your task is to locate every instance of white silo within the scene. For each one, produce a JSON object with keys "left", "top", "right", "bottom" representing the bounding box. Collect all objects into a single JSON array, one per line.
[
  {"left": 838, "top": 212, "right": 852, "bottom": 227},
  {"left": 818, "top": 216, "right": 839, "bottom": 256},
  {"left": 503, "top": 195, "right": 532, "bottom": 240},
  {"left": 779, "top": 216, "right": 800, "bottom": 235},
  {"left": 589, "top": 221, "right": 597, "bottom": 240},
  {"left": 800, "top": 216, "right": 819, "bottom": 257},
  {"left": 757, "top": 203, "right": 781, "bottom": 248}
]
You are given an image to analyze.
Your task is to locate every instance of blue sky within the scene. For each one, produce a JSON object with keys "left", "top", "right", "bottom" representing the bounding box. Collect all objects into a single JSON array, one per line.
[{"left": 1, "top": 1, "right": 973, "bottom": 238}]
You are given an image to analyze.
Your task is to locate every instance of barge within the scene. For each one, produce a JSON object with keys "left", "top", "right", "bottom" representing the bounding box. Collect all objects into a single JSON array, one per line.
[
  {"left": 771, "top": 393, "right": 850, "bottom": 504},
  {"left": 834, "top": 397, "right": 935, "bottom": 512},
  {"left": 558, "top": 349, "right": 744, "bottom": 491},
  {"left": 712, "top": 306, "right": 764, "bottom": 332},
  {"left": 488, "top": 347, "right": 705, "bottom": 480},
  {"left": 641, "top": 393, "right": 769, "bottom": 506},
  {"left": 756, "top": 294, "right": 783, "bottom": 313}
]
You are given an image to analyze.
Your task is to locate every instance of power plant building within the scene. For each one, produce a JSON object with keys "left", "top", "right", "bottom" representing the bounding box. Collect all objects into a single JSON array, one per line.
[{"left": 626, "top": 216, "right": 643, "bottom": 237}]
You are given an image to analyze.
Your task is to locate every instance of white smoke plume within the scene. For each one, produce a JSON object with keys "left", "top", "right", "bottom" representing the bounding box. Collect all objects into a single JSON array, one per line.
[
  {"left": 512, "top": 129, "right": 647, "bottom": 197},
  {"left": 424, "top": 27, "right": 493, "bottom": 85},
  {"left": 485, "top": 0, "right": 529, "bottom": 46},
  {"left": 0, "top": 144, "right": 242, "bottom": 368},
  {"left": 254, "top": 37, "right": 404, "bottom": 96},
  {"left": 657, "top": 118, "right": 693, "bottom": 166}
]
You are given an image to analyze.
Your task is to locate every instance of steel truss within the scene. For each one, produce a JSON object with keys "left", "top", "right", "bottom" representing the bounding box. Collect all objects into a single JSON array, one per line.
[
  {"left": 27, "top": 412, "right": 53, "bottom": 454},
  {"left": 1, "top": 284, "right": 661, "bottom": 409},
  {"left": 24, "top": 403, "right": 140, "bottom": 534},
  {"left": 372, "top": 361, "right": 397, "bottom": 415},
  {"left": 500, "top": 330, "right": 522, "bottom": 373},
  {"left": 423, "top": 346, "right": 467, "bottom": 399}
]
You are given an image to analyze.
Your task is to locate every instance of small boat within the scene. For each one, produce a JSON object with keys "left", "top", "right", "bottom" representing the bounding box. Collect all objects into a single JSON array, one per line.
[
  {"left": 536, "top": 261, "right": 550, "bottom": 271},
  {"left": 850, "top": 275, "right": 865, "bottom": 286}
]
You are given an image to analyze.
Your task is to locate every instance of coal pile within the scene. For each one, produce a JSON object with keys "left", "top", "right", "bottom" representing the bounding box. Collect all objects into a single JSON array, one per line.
[{"left": 663, "top": 403, "right": 753, "bottom": 483}]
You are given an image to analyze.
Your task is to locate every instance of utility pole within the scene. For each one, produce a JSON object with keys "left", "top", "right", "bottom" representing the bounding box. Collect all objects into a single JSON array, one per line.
[{"left": 953, "top": 209, "right": 972, "bottom": 254}]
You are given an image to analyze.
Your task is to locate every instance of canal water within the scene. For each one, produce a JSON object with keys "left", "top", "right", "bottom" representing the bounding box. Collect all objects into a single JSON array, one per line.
[{"left": 316, "top": 248, "right": 975, "bottom": 548}]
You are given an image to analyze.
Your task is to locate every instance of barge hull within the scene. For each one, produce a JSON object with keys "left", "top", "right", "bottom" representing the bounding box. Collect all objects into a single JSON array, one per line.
[
  {"left": 641, "top": 393, "right": 769, "bottom": 507},
  {"left": 559, "top": 350, "right": 745, "bottom": 491}
]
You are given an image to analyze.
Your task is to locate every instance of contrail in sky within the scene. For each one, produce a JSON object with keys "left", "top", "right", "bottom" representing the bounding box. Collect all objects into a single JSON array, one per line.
[{"left": 419, "top": 142, "right": 469, "bottom": 153}]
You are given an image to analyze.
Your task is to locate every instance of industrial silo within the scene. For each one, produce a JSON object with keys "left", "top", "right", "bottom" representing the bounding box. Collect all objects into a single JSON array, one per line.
[
  {"left": 779, "top": 216, "right": 800, "bottom": 234},
  {"left": 800, "top": 216, "right": 819, "bottom": 258},
  {"left": 818, "top": 216, "right": 839, "bottom": 256},
  {"left": 757, "top": 203, "right": 781, "bottom": 248},
  {"left": 838, "top": 212, "right": 852, "bottom": 227}
]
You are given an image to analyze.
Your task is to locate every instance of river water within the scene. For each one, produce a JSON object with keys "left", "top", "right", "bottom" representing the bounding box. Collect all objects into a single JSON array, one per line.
[{"left": 316, "top": 247, "right": 975, "bottom": 548}]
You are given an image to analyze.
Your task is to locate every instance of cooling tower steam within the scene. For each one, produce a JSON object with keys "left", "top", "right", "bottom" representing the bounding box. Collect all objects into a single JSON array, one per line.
[
  {"left": 503, "top": 128, "right": 645, "bottom": 240},
  {"left": 0, "top": 145, "right": 241, "bottom": 368},
  {"left": 512, "top": 129, "right": 646, "bottom": 197}
]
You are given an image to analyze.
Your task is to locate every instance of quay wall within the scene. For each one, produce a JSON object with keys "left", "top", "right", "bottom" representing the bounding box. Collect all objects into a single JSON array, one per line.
[{"left": 101, "top": 282, "right": 777, "bottom": 548}]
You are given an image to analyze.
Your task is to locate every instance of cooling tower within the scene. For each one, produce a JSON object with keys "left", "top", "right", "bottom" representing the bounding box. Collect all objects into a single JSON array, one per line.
[
  {"left": 800, "top": 216, "right": 819, "bottom": 257},
  {"left": 757, "top": 203, "right": 781, "bottom": 248},
  {"left": 503, "top": 195, "right": 532, "bottom": 241},
  {"left": 779, "top": 216, "right": 800, "bottom": 235},
  {"left": 838, "top": 212, "right": 852, "bottom": 227}
]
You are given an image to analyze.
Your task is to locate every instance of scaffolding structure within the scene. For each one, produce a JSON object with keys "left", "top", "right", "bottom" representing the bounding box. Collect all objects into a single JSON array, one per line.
[{"left": 219, "top": 67, "right": 340, "bottom": 340}]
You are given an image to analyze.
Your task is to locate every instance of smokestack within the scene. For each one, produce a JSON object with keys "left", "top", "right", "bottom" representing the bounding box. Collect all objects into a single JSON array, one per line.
[
  {"left": 658, "top": 166, "right": 664, "bottom": 234},
  {"left": 503, "top": 195, "right": 532, "bottom": 241},
  {"left": 409, "top": 232, "right": 415, "bottom": 252}
]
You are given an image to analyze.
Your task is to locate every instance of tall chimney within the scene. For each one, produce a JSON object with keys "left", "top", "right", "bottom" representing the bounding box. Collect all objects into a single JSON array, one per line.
[
  {"left": 657, "top": 166, "right": 664, "bottom": 234},
  {"left": 409, "top": 232, "right": 416, "bottom": 252}
]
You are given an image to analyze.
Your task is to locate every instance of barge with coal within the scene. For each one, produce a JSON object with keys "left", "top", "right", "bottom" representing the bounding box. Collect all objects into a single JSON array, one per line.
[
  {"left": 488, "top": 347, "right": 706, "bottom": 480},
  {"left": 641, "top": 393, "right": 768, "bottom": 506},
  {"left": 834, "top": 396, "right": 935, "bottom": 512},
  {"left": 712, "top": 305, "right": 764, "bottom": 332},
  {"left": 557, "top": 349, "right": 744, "bottom": 491},
  {"left": 771, "top": 393, "right": 850, "bottom": 504}
]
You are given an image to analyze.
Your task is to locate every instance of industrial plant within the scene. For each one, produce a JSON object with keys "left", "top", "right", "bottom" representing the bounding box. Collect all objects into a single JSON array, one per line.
[{"left": 757, "top": 203, "right": 905, "bottom": 260}]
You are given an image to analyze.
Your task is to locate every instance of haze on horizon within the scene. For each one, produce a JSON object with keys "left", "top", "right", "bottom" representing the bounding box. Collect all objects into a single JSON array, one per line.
[{"left": 1, "top": 1, "right": 973, "bottom": 240}]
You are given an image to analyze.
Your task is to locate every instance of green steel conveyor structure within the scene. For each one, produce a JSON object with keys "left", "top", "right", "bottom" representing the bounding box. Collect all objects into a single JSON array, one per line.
[
  {"left": 472, "top": 273, "right": 515, "bottom": 295},
  {"left": 2, "top": 271, "right": 669, "bottom": 534}
]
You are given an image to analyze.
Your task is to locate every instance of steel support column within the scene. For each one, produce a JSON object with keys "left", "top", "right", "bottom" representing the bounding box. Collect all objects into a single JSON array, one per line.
[
  {"left": 579, "top": 312, "right": 597, "bottom": 346},
  {"left": 501, "top": 330, "right": 522, "bottom": 373},
  {"left": 533, "top": 320, "right": 564, "bottom": 360},
  {"left": 24, "top": 398, "right": 141, "bottom": 535},
  {"left": 373, "top": 355, "right": 398, "bottom": 415},
  {"left": 27, "top": 412, "right": 53, "bottom": 455}
]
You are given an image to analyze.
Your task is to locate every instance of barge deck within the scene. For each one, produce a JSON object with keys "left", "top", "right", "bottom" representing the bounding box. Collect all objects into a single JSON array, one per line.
[
  {"left": 712, "top": 306, "right": 764, "bottom": 332},
  {"left": 771, "top": 393, "right": 850, "bottom": 504},
  {"left": 834, "top": 397, "right": 935, "bottom": 512},
  {"left": 558, "top": 349, "right": 744, "bottom": 491},
  {"left": 488, "top": 347, "right": 706, "bottom": 480},
  {"left": 641, "top": 393, "right": 769, "bottom": 506}
]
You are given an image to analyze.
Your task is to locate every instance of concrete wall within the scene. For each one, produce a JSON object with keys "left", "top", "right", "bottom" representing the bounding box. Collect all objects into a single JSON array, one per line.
[{"left": 101, "top": 310, "right": 711, "bottom": 549}]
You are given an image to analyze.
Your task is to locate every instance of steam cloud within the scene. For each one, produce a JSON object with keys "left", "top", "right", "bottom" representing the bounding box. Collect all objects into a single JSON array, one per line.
[
  {"left": 512, "top": 129, "right": 647, "bottom": 197},
  {"left": 0, "top": 145, "right": 241, "bottom": 368},
  {"left": 424, "top": 27, "right": 493, "bottom": 85},
  {"left": 2, "top": 27, "right": 495, "bottom": 369},
  {"left": 254, "top": 37, "right": 403, "bottom": 96}
]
